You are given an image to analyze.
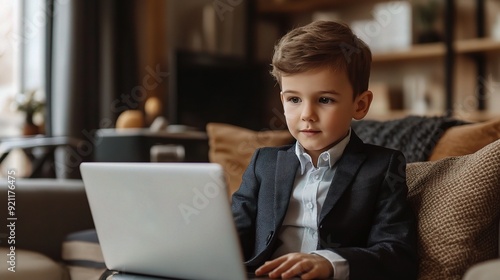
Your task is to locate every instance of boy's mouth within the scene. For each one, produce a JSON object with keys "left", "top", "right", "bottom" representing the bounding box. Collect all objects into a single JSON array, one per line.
[{"left": 300, "top": 129, "right": 320, "bottom": 136}]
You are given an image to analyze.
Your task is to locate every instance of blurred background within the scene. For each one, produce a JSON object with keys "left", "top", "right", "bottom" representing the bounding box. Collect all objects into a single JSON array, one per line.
[{"left": 1, "top": 0, "right": 500, "bottom": 178}]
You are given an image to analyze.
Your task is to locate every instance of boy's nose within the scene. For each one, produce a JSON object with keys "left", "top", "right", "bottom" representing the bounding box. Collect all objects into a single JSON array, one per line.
[{"left": 301, "top": 103, "right": 317, "bottom": 122}]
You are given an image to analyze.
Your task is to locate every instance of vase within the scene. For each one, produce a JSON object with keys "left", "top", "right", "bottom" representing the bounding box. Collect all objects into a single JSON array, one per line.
[{"left": 22, "top": 111, "right": 39, "bottom": 136}]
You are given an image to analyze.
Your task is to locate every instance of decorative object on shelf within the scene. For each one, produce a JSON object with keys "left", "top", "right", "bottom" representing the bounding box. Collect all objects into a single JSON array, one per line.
[
  {"left": 403, "top": 74, "right": 429, "bottom": 114},
  {"left": 115, "top": 110, "right": 145, "bottom": 129},
  {"left": 486, "top": 75, "right": 500, "bottom": 113},
  {"left": 144, "top": 96, "right": 163, "bottom": 126},
  {"left": 414, "top": 0, "right": 442, "bottom": 44},
  {"left": 351, "top": 1, "right": 412, "bottom": 53},
  {"left": 492, "top": 14, "right": 500, "bottom": 41},
  {"left": 13, "top": 89, "right": 45, "bottom": 135},
  {"left": 150, "top": 116, "right": 169, "bottom": 132},
  {"left": 366, "top": 82, "right": 391, "bottom": 119}
]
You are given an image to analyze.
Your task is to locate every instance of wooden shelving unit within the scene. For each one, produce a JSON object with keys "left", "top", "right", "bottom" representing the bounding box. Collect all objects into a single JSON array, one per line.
[{"left": 252, "top": 0, "right": 498, "bottom": 120}]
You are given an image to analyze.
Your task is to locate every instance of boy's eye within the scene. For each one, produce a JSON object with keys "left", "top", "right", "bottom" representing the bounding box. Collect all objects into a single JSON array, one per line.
[
  {"left": 319, "top": 97, "right": 333, "bottom": 104},
  {"left": 288, "top": 97, "right": 301, "bottom": 103}
]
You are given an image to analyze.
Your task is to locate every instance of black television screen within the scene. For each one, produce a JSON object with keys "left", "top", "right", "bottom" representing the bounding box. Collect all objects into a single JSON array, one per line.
[{"left": 173, "top": 51, "right": 273, "bottom": 131}]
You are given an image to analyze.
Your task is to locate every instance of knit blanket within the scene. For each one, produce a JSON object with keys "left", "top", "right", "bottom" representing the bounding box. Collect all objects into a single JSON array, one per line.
[{"left": 351, "top": 116, "right": 467, "bottom": 163}]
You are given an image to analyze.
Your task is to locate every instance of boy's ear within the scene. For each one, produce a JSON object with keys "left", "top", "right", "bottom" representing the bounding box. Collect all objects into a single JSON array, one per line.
[{"left": 352, "top": 90, "right": 373, "bottom": 120}]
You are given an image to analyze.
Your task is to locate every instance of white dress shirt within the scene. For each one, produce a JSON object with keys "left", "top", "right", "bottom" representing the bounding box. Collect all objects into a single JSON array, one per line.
[{"left": 271, "top": 130, "right": 351, "bottom": 280}]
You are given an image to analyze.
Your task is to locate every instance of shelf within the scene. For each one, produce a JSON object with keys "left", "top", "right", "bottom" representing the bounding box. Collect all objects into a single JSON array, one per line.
[
  {"left": 372, "top": 38, "right": 500, "bottom": 63},
  {"left": 455, "top": 38, "right": 500, "bottom": 54},
  {"left": 373, "top": 43, "right": 445, "bottom": 63},
  {"left": 257, "top": 0, "right": 379, "bottom": 15}
]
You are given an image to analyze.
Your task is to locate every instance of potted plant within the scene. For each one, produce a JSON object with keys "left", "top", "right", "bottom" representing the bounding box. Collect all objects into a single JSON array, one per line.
[
  {"left": 14, "top": 89, "right": 45, "bottom": 135},
  {"left": 414, "top": 0, "right": 442, "bottom": 43}
]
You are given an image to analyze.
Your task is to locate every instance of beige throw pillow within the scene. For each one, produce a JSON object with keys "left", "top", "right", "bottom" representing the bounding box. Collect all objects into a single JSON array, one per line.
[
  {"left": 206, "top": 123, "right": 294, "bottom": 195},
  {"left": 407, "top": 140, "right": 500, "bottom": 280},
  {"left": 430, "top": 118, "right": 500, "bottom": 161}
]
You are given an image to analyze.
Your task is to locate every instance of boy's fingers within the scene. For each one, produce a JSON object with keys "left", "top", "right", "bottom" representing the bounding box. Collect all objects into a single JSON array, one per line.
[
  {"left": 257, "top": 256, "right": 301, "bottom": 278},
  {"left": 284, "top": 255, "right": 332, "bottom": 279},
  {"left": 268, "top": 260, "right": 297, "bottom": 278},
  {"left": 255, "top": 258, "right": 283, "bottom": 275},
  {"left": 299, "top": 267, "right": 322, "bottom": 280},
  {"left": 299, "top": 261, "right": 332, "bottom": 279},
  {"left": 256, "top": 253, "right": 332, "bottom": 279},
  {"left": 281, "top": 261, "right": 312, "bottom": 278}
]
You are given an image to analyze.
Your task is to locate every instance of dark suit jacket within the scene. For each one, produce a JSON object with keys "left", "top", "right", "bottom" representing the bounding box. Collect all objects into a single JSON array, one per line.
[{"left": 231, "top": 131, "right": 418, "bottom": 280}]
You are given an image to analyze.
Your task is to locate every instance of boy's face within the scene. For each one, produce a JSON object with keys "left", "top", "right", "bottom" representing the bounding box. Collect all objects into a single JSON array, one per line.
[{"left": 280, "top": 67, "right": 372, "bottom": 159}]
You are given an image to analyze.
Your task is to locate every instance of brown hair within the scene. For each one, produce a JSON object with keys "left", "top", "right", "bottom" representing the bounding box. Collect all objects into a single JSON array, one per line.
[{"left": 271, "top": 20, "right": 372, "bottom": 98}]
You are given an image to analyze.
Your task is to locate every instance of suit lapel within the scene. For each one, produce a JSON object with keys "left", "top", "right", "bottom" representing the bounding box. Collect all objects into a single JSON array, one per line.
[
  {"left": 274, "top": 147, "right": 299, "bottom": 229},
  {"left": 319, "top": 133, "right": 367, "bottom": 222}
]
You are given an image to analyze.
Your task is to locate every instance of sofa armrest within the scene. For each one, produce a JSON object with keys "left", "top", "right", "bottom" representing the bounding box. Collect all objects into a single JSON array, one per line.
[{"left": 0, "top": 179, "right": 94, "bottom": 262}]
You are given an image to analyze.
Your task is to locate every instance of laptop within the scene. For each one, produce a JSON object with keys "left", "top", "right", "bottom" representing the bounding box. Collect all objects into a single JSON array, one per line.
[{"left": 80, "top": 162, "right": 249, "bottom": 280}]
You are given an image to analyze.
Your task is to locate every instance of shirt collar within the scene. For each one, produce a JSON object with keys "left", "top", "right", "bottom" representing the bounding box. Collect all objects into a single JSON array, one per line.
[{"left": 294, "top": 128, "right": 351, "bottom": 174}]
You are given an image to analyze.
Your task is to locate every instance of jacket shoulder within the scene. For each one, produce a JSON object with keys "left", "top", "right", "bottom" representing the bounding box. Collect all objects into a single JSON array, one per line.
[
  {"left": 257, "top": 144, "right": 293, "bottom": 153},
  {"left": 350, "top": 130, "right": 403, "bottom": 158},
  {"left": 250, "top": 144, "right": 294, "bottom": 167},
  {"left": 364, "top": 143, "right": 402, "bottom": 155},
  {"left": 348, "top": 134, "right": 406, "bottom": 166}
]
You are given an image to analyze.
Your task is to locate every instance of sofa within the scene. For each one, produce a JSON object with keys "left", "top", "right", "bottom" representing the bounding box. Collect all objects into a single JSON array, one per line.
[
  {"left": 0, "top": 116, "right": 499, "bottom": 280},
  {"left": 206, "top": 116, "right": 500, "bottom": 280},
  {"left": 0, "top": 179, "right": 100, "bottom": 280}
]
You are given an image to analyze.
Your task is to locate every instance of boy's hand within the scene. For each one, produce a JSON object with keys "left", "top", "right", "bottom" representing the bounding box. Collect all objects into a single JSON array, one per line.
[{"left": 255, "top": 253, "right": 333, "bottom": 279}]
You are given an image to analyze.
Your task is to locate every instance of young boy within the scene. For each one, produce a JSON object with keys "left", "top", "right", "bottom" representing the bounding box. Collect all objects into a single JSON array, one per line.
[{"left": 231, "top": 21, "right": 418, "bottom": 280}]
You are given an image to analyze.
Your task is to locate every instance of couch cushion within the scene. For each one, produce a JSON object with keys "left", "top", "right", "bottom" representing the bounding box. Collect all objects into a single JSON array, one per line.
[
  {"left": 462, "top": 259, "right": 500, "bottom": 280},
  {"left": 207, "top": 119, "right": 500, "bottom": 195},
  {"left": 0, "top": 179, "right": 94, "bottom": 261},
  {"left": 62, "top": 229, "right": 106, "bottom": 280},
  {"left": 352, "top": 116, "right": 466, "bottom": 162},
  {"left": 206, "top": 123, "right": 294, "bottom": 195},
  {"left": 206, "top": 122, "right": 500, "bottom": 279},
  {"left": 0, "top": 248, "right": 70, "bottom": 280},
  {"left": 430, "top": 117, "right": 500, "bottom": 161},
  {"left": 406, "top": 139, "right": 500, "bottom": 280},
  {"left": 62, "top": 229, "right": 105, "bottom": 268}
]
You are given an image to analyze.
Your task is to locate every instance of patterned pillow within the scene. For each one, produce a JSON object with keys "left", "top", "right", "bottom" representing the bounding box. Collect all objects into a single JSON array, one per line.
[
  {"left": 206, "top": 122, "right": 294, "bottom": 196},
  {"left": 406, "top": 140, "right": 500, "bottom": 280}
]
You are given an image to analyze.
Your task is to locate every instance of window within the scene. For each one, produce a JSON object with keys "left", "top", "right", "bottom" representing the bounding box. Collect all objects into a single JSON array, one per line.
[
  {"left": 0, "top": 0, "right": 47, "bottom": 177},
  {"left": 0, "top": 0, "right": 46, "bottom": 137},
  {"left": 0, "top": 0, "right": 20, "bottom": 137}
]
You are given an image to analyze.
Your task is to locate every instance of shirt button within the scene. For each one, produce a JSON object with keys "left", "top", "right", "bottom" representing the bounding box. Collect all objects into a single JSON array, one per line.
[
  {"left": 322, "top": 154, "right": 328, "bottom": 160},
  {"left": 314, "top": 174, "right": 320, "bottom": 180},
  {"left": 307, "top": 202, "right": 314, "bottom": 209}
]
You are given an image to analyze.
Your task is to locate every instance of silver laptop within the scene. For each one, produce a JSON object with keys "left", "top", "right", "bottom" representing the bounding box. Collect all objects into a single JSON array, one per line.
[{"left": 80, "top": 162, "right": 247, "bottom": 280}]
